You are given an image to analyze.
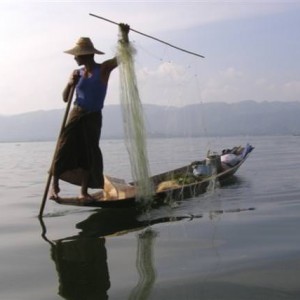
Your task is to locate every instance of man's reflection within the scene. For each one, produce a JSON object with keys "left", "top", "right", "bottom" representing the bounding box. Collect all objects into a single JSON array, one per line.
[
  {"left": 48, "top": 208, "right": 147, "bottom": 300},
  {"left": 43, "top": 208, "right": 204, "bottom": 300},
  {"left": 51, "top": 237, "right": 110, "bottom": 300}
]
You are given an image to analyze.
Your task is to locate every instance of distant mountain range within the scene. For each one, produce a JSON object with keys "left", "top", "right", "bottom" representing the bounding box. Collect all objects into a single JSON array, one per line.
[{"left": 1, "top": 100, "right": 300, "bottom": 142}]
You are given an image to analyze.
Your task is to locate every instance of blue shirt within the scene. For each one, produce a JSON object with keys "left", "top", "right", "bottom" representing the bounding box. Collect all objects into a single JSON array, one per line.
[{"left": 74, "top": 65, "right": 108, "bottom": 112}]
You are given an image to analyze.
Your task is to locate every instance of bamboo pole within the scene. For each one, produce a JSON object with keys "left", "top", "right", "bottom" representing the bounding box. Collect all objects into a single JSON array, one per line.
[
  {"left": 89, "top": 13, "right": 205, "bottom": 59},
  {"left": 39, "top": 85, "right": 75, "bottom": 217}
]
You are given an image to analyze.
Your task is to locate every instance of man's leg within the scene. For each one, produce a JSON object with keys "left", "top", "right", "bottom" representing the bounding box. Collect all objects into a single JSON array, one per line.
[
  {"left": 79, "top": 170, "right": 93, "bottom": 200},
  {"left": 50, "top": 176, "right": 60, "bottom": 199}
]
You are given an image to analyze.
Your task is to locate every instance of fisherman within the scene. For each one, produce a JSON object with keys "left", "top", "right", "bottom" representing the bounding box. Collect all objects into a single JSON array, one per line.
[{"left": 50, "top": 23, "right": 130, "bottom": 200}]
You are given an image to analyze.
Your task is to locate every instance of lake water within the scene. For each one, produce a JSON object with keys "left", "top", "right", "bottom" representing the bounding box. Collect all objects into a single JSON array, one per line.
[{"left": 0, "top": 135, "right": 300, "bottom": 300}]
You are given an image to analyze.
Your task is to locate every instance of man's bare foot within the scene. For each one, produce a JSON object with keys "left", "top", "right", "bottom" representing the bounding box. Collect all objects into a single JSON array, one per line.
[
  {"left": 78, "top": 193, "right": 94, "bottom": 201},
  {"left": 49, "top": 185, "right": 60, "bottom": 200}
]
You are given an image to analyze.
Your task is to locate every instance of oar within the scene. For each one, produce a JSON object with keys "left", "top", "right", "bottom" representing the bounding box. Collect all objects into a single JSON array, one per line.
[{"left": 39, "top": 85, "right": 76, "bottom": 217}]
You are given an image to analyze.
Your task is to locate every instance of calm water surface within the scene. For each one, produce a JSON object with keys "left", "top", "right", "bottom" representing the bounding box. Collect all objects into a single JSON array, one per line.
[{"left": 0, "top": 136, "right": 300, "bottom": 300}]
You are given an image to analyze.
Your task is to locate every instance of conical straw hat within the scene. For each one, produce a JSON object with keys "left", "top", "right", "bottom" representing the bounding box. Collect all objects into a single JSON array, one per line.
[{"left": 64, "top": 37, "right": 104, "bottom": 55}]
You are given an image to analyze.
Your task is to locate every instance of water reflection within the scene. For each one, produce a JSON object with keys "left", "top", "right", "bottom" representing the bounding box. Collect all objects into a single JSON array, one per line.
[
  {"left": 40, "top": 205, "right": 255, "bottom": 299},
  {"left": 40, "top": 208, "right": 192, "bottom": 300},
  {"left": 129, "top": 229, "right": 157, "bottom": 300}
]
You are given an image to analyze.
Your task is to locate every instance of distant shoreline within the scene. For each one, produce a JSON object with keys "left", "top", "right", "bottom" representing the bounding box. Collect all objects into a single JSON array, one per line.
[{"left": 1, "top": 101, "right": 300, "bottom": 142}]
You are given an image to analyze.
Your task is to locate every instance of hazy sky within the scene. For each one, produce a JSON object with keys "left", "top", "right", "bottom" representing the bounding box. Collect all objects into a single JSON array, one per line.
[{"left": 1, "top": 0, "right": 300, "bottom": 115}]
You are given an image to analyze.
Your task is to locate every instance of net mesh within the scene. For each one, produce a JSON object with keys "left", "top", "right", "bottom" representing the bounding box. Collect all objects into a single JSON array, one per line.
[{"left": 117, "top": 39, "right": 153, "bottom": 203}]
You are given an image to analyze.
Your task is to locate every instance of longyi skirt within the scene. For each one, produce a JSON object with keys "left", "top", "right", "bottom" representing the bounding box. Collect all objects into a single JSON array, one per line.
[{"left": 51, "top": 106, "right": 104, "bottom": 189}]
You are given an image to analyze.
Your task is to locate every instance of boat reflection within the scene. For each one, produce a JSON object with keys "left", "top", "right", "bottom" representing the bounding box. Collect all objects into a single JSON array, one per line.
[{"left": 74, "top": 207, "right": 196, "bottom": 237}]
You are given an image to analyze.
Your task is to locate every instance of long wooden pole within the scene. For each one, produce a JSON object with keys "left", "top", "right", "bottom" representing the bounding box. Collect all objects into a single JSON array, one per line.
[
  {"left": 39, "top": 85, "right": 76, "bottom": 217},
  {"left": 89, "top": 13, "right": 205, "bottom": 59}
]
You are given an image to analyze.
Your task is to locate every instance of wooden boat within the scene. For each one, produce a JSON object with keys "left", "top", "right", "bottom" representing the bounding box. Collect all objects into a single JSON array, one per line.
[{"left": 51, "top": 144, "right": 253, "bottom": 208}]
